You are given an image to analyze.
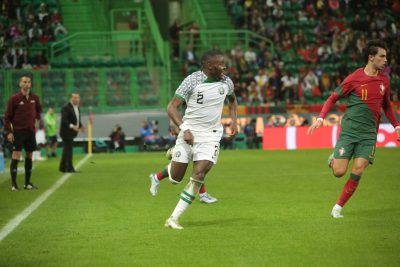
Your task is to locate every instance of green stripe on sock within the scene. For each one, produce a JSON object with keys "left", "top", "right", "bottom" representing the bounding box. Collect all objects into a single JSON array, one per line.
[
  {"left": 180, "top": 196, "right": 192, "bottom": 204},
  {"left": 182, "top": 190, "right": 195, "bottom": 200},
  {"left": 350, "top": 173, "right": 361, "bottom": 181},
  {"left": 161, "top": 169, "right": 168, "bottom": 177}
]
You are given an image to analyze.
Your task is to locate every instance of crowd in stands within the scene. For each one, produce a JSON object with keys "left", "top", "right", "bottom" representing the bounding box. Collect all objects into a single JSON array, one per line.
[
  {"left": 0, "top": 0, "right": 68, "bottom": 70},
  {"left": 221, "top": 0, "right": 400, "bottom": 106}
]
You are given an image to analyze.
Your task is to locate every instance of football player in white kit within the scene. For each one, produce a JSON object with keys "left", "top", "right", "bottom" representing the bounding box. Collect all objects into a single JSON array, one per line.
[{"left": 164, "top": 50, "right": 238, "bottom": 229}]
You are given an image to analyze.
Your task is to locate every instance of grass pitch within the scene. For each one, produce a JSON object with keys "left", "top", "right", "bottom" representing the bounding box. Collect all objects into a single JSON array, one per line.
[{"left": 0, "top": 148, "right": 399, "bottom": 267}]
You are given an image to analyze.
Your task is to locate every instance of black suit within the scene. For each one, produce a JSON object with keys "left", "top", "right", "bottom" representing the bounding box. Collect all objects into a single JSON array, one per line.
[{"left": 59, "top": 102, "right": 82, "bottom": 172}]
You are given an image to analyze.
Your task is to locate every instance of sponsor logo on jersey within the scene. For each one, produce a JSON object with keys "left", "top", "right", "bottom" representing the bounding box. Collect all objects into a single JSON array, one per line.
[
  {"left": 175, "top": 151, "right": 181, "bottom": 158},
  {"left": 218, "top": 87, "right": 225, "bottom": 95},
  {"left": 19, "top": 101, "right": 24, "bottom": 105},
  {"left": 379, "top": 84, "right": 385, "bottom": 95},
  {"left": 339, "top": 147, "right": 345, "bottom": 156}
]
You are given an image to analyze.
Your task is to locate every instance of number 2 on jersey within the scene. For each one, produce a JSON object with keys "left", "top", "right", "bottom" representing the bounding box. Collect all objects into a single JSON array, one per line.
[{"left": 197, "top": 91, "right": 204, "bottom": 104}]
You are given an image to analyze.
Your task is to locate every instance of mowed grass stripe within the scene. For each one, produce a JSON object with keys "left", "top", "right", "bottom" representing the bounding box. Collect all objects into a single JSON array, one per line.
[{"left": 0, "top": 149, "right": 399, "bottom": 266}]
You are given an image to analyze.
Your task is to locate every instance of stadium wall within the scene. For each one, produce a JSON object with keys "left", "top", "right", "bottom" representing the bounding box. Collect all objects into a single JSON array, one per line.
[{"left": 263, "top": 124, "right": 399, "bottom": 150}]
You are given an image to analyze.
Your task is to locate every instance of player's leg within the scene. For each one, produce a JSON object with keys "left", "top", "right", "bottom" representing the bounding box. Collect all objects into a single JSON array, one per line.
[
  {"left": 24, "top": 132, "right": 38, "bottom": 190},
  {"left": 10, "top": 132, "right": 24, "bottom": 191},
  {"left": 329, "top": 138, "right": 353, "bottom": 177},
  {"left": 165, "top": 141, "right": 219, "bottom": 229},
  {"left": 331, "top": 142, "right": 374, "bottom": 218},
  {"left": 149, "top": 163, "right": 215, "bottom": 202},
  {"left": 166, "top": 160, "right": 213, "bottom": 230}
]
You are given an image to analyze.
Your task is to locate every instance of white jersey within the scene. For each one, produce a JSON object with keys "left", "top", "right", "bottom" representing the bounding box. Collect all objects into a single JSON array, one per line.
[{"left": 175, "top": 71, "right": 234, "bottom": 142}]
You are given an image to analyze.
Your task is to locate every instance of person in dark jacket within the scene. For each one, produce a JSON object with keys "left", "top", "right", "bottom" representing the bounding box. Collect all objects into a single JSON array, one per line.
[{"left": 59, "top": 93, "right": 84, "bottom": 173}]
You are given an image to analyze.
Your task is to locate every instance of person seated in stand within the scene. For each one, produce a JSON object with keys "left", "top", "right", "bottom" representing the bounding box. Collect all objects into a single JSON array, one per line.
[
  {"left": 109, "top": 124, "right": 126, "bottom": 152},
  {"left": 140, "top": 120, "right": 162, "bottom": 149}
]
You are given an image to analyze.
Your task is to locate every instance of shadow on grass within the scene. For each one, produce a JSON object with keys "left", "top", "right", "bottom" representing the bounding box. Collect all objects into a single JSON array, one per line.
[{"left": 185, "top": 217, "right": 253, "bottom": 227}]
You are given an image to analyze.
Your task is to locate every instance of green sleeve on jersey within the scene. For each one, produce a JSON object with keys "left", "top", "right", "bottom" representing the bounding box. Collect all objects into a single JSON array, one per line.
[
  {"left": 175, "top": 93, "right": 185, "bottom": 102},
  {"left": 334, "top": 85, "right": 343, "bottom": 96}
]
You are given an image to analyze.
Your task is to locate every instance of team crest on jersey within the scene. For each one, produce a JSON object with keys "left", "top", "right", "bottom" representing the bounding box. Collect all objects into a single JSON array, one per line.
[
  {"left": 339, "top": 147, "right": 345, "bottom": 156},
  {"left": 175, "top": 151, "right": 181, "bottom": 158},
  {"left": 218, "top": 87, "right": 225, "bottom": 95},
  {"left": 379, "top": 84, "right": 385, "bottom": 95},
  {"left": 30, "top": 100, "right": 35, "bottom": 103},
  {"left": 19, "top": 101, "right": 24, "bottom": 105}
]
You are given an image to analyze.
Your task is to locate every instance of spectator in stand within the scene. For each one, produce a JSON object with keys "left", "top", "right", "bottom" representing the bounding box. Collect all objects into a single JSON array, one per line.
[
  {"left": 247, "top": 81, "right": 262, "bottom": 106},
  {"left": 109, "top": 124, "right": 126, "bottom": 152},
  {"left": 53, "top": 20, "right": 68, "bottom": 36},
  {"left": 169, "top": 19, "right": 183, "bottom": 61},
  {"left": 182, "top": 43, "right": 199, "bottom": 76},
  {"left": 28, "top": 22, "right": 42, "bottom": 45},
  {"left": 317, "top": 42, "right": 333, "bottom": 62},
  {"left": 37, "top": 3, "right": 49, "bottom": 28},
  {"left": 244, "top": 46, "right": 257, "bottom": 66},
  {"left": 32, "top": 50, "right": 48, "bottom": 69},
  {"left": 16, "top": 49, "right": 32, "bottom": 69},
  {"left": 2, "top": 48, "right": 16, "bottom": 69},
  {"left": 281, "top": 71, "right": 299, "bottom": 104},
  {"left": 244, "top": 118, "right": 260, "bottom": 149},
  {"left": 140, "top": 120, "right": 162, "bottom": 148},
  {"left": 302, "top": 68, "right": 320, "bottom": 100}
]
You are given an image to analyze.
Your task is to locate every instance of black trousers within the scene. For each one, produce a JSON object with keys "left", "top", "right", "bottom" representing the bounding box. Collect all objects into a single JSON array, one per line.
[{"left": 60, "top": 138, "right": 74, "bottom": 172}]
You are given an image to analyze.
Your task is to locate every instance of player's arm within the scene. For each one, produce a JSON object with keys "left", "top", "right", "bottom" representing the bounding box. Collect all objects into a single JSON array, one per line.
[
  {"left": 307, "top": 77, "right": 354, "bottom": 135},
  {"left": 226, "top": 94, "right": 238, "bottom": 138},
  {"left": 167, "top": 95, "right": 194, "bottom": 145},
  {"left": 382, "top": 84, "right": 400, "bottom": 141}
]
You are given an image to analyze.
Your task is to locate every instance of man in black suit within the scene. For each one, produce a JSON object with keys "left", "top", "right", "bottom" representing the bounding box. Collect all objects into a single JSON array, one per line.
[{"left": 59, "top": 93, "right": 83, "bottom": 173}]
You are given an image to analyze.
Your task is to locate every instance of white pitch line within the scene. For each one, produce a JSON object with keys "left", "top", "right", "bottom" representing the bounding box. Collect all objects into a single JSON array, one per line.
[{"left": 0, "top": 154, "right": 93, "bottom": 242}]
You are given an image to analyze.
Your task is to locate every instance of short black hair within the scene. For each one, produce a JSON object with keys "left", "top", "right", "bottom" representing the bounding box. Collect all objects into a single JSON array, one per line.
[
  {"left": 201, "top": 50, "right": 223, "bottom": 66},
  {"left": 364, "top": 39, "right": 387, "bottom": 61}
]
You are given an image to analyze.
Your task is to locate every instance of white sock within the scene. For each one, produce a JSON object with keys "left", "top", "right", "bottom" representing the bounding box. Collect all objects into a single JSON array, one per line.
[
  {"left": 171, "top": 199, "right": 190, "bottom": 220},
  {"left": 170, "top": 177, "right": 203, "bottom": 221}
]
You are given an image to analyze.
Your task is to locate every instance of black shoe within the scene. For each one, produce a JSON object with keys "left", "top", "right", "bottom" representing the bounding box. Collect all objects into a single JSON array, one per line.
[{"left": 24, "top": 183, "right": 38, "bottom": 190}]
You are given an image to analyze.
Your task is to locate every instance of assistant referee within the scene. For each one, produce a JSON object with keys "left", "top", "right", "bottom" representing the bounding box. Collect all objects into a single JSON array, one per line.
[{"left": 4, "top": 75, "right": 42, "bottom": 191}]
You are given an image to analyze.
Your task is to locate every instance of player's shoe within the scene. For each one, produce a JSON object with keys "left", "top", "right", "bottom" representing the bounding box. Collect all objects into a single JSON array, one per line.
[
  {"left": 331, "top": 204, "right": 344, "bottom": 218},
  {"left": 149, "top": 173, "right": 160, "bottom": 196},
  {"left": 24, "top": 183, "right": 38, "bottom": 190},
  {"left": 165, "top": 217, "right": 183, "bottom": 230},
  {"left": 165, "top": 146, "right": 174, "bottom": 160},
  {"left": 327, "top": 153, "right": 334, "bottom": 168},
  {"left": 199, "top": 192, "right": 218, "bottom": 204},
  {"left": 11, "top": 185, "right": 19, "bottom": 192}
]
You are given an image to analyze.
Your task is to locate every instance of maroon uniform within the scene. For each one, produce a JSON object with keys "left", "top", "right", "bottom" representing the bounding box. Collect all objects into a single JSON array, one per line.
[{"left": 4, "top": 92, "right": 42, "bottom": 134}]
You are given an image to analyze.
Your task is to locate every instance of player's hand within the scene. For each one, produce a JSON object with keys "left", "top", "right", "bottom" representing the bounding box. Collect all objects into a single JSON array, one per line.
[
  {"left": 307, "top": 118, "right": 323, "bottom": 135},
  {"left": 72, "top": 126, "right": 79, "bottom": 132},
  {"left": 183, "top": 129, "right": 194, "bottom": 146},
  {"left": 80, "top": 126, "right": 86, "bottom": 133},
  {"left": 228, "top": 123, "right": 238, "bottom": 139},
  {"left": 7, "top": 133, "right": 14, "bottom": 143}
]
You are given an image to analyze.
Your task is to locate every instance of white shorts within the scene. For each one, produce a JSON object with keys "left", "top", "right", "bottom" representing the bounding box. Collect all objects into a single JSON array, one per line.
[{"left": 172, "top": 139, "right": 221, "bottom": 164}]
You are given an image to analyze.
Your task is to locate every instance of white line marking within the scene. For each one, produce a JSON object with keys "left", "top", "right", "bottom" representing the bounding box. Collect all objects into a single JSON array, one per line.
[{"left": 0, "top": 154, "right": 92, "bottom": 242}]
